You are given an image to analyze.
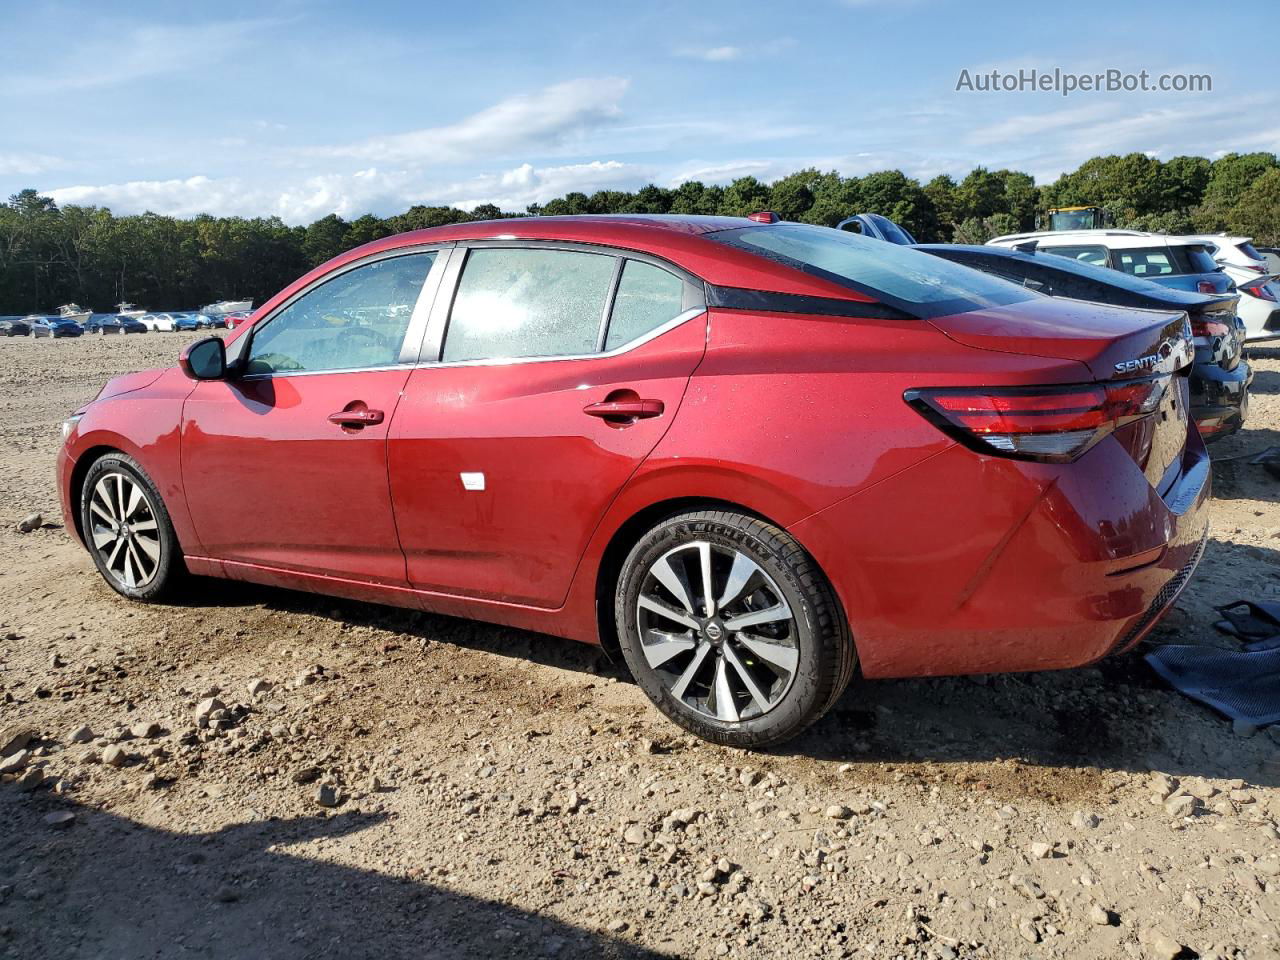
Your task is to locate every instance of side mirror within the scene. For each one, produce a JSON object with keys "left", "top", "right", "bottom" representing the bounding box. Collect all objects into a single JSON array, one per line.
[{"left": 179, "top": 337, "right": 226, "bottom": 380}]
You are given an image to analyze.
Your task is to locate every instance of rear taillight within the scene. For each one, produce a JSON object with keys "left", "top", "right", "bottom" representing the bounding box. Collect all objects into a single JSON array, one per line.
[
  {"left": 905, "top": 377, "right": 1170, "bottom": 462},
  {"left": 1243, "top": 284, "right": 1278, "bottom": 302},
  {"left": 1197, "top": 280, "right": 1218, "bottom": 294}
]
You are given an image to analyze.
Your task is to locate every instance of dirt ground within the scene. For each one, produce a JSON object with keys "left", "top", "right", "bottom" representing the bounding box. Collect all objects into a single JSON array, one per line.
[{"left": 1, "top": 331, "right": 1279, "bottom": 960}]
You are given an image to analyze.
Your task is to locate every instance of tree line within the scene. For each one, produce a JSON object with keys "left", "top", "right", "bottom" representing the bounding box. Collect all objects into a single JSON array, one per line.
[{"left": 2, "top": 151, "right": 1278, "bottom": 315}]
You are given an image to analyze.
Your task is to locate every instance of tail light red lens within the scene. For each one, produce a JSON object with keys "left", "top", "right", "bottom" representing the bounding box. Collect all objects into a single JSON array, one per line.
[
  {"left": 905, "top": 378, "right": 1169, "bottom": 462},
  {"left": 1243, "top": 284, "right": 1278, "bottom": 302},
  {"left": 1197, "top": 280, "right": 1218, "bottom": 294}
]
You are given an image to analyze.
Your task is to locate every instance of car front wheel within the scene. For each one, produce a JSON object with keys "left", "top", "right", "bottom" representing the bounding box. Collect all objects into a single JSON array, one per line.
[
  {"left": 79, "top": 453, "right": 183, "bottom": 601},
  {"left": 615, "top": 509, "right": 855, "bottom": 749}
]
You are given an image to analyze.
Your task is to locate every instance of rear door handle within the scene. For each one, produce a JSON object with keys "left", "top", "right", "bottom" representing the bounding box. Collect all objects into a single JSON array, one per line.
[
  {"left": 327, "top": 408, "right": 384, "bottom": 427},
  {"left": 583, "top": 399, "right": 664, "bottom": 420}
]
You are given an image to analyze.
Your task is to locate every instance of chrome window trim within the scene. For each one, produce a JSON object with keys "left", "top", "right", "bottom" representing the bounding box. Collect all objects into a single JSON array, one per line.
[
  {"left": 422, "top": 238, "right": 708, "bottom": 367},
  {"left": 237, "top": 244, "right": 452, "bottom": 381}
]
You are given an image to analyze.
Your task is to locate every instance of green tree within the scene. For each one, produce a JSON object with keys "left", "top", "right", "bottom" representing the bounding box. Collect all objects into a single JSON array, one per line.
[
  {"left": 1225, "top": 168, "right": 1280, "bottom": 246},
  {"left": 302, "top": 214, "right": 351, "bottom": 267}
]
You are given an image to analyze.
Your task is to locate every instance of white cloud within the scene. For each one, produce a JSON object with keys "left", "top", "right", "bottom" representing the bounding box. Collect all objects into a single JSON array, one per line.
[
  {"left": 669, "top": 160, "right": 775, "bottom": 185},
  {"left": 313, "top": 78, "right": 630, "bottom": 166},
  {"left": 0, "top": 18, "right": 275, "bottom": 95},
  {"left": 49, "top": 169, "right": 421, "bottom": 223},
  {"left": 675, "top": 45, "right": 742, "bottom": 62},
  {"left": 44, "top": 161, "right": 653, "bottom": 224},
  {"left": 434, "top": 161, "right": 650, "bottom": 210},
  {"left": 0, "top": 152, "right": 63, "bottom": 176}
]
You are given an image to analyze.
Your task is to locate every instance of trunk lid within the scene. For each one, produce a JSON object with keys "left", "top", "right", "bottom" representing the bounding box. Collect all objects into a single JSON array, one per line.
[
  {"left": 928, "top": 297, "right": 1194, "bottom": 494},
  {"left": 926, "top": 296, "right": 1192, "bottom": 382}
]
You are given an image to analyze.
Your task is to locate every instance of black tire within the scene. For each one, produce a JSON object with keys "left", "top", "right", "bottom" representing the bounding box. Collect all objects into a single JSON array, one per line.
[
  {"left": 79, "top": 452, "right": 184, "bottom": 601},
  {"left": 614, "top": 510, "right": 855, "bottom": 749}
]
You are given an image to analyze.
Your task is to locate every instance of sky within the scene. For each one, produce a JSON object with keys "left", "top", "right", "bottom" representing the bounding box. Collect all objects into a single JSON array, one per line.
[{"left": 2, "top": 0, "right": 1277, "bottom": 225}]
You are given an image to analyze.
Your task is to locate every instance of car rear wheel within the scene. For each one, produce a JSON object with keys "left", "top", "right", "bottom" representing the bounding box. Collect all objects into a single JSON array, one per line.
[
  {"left": 615, "top": 510, "right": 855, "bottom": 749},
  {"left": 80, "top": 453, "right": 183, "bottom": 601}
]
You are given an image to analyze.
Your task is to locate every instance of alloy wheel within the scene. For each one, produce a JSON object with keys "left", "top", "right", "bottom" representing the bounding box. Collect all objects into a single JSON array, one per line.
[
  {"left": 87, "top": 472, "right": 162, "bottom": 589},
  {"left": 635, "top": 541, "right": 799, "bottom": 722}
]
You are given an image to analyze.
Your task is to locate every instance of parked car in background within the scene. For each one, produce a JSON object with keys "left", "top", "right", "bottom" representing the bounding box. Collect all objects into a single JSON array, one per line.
[
  {"left": 59, "top": 214, "right": 1209, "bottom": 747},
  {"left": 1186, "top": 234, "right": 1270, "bottom": 274},
  {"left": 223, "top": 311, "right": 253, "bottom": 330},
  {"left": 172, "top": 314, "right": 209, "bottom": 331},
  {"left": 139, "top": 313, "right": 177, "bottom": 332},
  {"left": 987, "top": 230, "right": 1232, "bottom": 295},
  {"left": 0, "top": 317, "right": 31, "bottom": 337},
  {"left": 85, "top": 316, "right": 124, "bottom": 335},
  {"left": 28, "top": 315, "right": 84, "bottom": 338},
  {"left": 1220, "top": 268, "right": 1280, "bottom": 342},
  {"left": 835, "top": 213, "right": 917, "bottom": 244},
  {"left": 86, "top": 315, "right": 144, "bottom": 335},
  {"left": 918, "top": 242, "right": 1251, "bottom": 441}
]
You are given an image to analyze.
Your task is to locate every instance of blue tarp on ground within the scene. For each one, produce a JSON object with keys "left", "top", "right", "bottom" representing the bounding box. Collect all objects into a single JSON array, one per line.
[{"left": 1143, "top": 600, "right": 1280, "bottom": 726}]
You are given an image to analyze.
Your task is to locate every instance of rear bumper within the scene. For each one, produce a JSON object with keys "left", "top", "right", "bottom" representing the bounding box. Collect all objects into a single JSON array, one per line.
[
  {"left": 1190, "top": 360, "right": 1251, "bottom": 441},
  {"left": 788, "top": 427, "right": 1211, "bottom": 679}
]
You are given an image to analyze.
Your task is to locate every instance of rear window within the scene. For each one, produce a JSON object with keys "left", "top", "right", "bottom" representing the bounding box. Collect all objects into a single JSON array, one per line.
[
  {"left": 1238, "top": 241, "right": 1263, "bottom": 261},
  {"left": 1180, "top": 244, "right": 1219, "bottom": 273},
  {"left": 871, "top": 216, "right": 916, "bottom": 245},
  {"left": 711, "top": 224, "right": 1034, "bottom": 318}
]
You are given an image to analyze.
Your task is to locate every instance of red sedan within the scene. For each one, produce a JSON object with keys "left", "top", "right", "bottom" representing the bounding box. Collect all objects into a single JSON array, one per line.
[{"left": 57, "top": 215, "right": 1209, "bottom": 747}]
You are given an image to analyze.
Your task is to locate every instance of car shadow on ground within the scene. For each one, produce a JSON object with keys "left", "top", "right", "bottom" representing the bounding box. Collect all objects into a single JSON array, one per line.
[
  {"left": 147, "top": 520, "right": 1280, "bottom": 791},
  {"left": 1208, "top": 424, "right": 1280, "bottom": 503},
  {"left": 0, "top": 793, "right": 659, "bottom": 960}
]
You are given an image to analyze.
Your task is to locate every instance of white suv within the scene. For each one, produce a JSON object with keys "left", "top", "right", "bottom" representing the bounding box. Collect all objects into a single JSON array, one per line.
[
  {"left": 1183, "top": 234, "right": 1280, "bottom": 342},
  {"left": 987, "top": 229, "right": 1233, "bottom": 296}
]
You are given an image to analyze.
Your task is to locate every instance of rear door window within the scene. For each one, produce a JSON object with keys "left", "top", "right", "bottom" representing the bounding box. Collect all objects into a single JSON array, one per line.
[
  {"left": 1115, "top": 248, "right": 1177, "bottom": 277},
  {"left": 1040, "top": 245, "right": 1110, "bottom": 267},
  {"left": 443, "top": 247, "right": 616, "bottom": 361}
]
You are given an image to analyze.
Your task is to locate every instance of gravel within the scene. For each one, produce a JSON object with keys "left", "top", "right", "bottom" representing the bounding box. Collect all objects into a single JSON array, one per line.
[{"left": 2, "top": 332, "right": 1280, "bottom": 959}]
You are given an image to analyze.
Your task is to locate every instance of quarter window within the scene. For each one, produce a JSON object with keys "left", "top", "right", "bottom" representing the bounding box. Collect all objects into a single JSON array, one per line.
[
  {"left": 246, "top": 253, "right": 434, "bottom": 374},
  {"left": 606, "top": 260, "right": 686, "bottom": 350},
  {"left": 443, "top": 248, "right": 616, "bottom": 362}
]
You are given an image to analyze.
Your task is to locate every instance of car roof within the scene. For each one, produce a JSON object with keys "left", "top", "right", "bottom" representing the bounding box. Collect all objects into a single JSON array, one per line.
[
  {"left": 252, "top": 215, "right": 885, "bottom": 324},
  {"left": 1183, "top": 233, "right": 1253, "bottom": 245},
  {"left": 988, "top": 229, "right": 1209, "bottom": 250}
]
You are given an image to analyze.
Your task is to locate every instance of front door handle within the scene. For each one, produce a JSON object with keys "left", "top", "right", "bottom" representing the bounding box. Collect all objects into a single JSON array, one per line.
[
  {"left": 583, "top": 399, "right": 664, "bottom": 420},
  {"left": 327, "top": 408, "right": 384, "bottom": 427}
]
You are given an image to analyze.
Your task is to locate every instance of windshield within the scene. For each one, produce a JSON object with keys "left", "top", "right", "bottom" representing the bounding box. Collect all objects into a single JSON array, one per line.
[
  {"left": 711, "top": 224, "right": 1035, "bottom": 318},
  {"left": 1048, "top": 210, "right": 1098, "bottom": 231}
]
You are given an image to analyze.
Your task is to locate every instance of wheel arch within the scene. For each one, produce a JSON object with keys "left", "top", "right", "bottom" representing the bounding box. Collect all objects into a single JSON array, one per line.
[
  {"left": 67, "top": 444, "right": 124, "bottom": 546},
  {"left": 593, "top": 496, "right": 819, "bottom": 661}
]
